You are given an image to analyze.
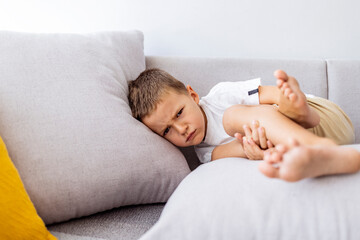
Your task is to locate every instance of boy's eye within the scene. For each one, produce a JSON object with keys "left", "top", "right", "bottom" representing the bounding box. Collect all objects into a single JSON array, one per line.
[
  {"left": 163, "top": 127, "right": 170, "bottom": 136},
  {"left": 177, "top": 108, "right": 183, "bottom": 117}
]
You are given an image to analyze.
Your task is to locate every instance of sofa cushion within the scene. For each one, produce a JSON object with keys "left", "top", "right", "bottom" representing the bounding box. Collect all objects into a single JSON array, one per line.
[
  {"left": 141, "top": 146, "right": 360, "bottom": 240},
  {"left": 0, "top": 136, "right": 56, "bottom": 240},
  {"left": 0, "top": 31, "right": 190, "bottom": 224}
]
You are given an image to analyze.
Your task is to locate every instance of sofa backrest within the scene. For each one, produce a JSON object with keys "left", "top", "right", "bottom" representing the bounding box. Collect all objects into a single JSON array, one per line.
[
  {"left": 145, "top": 57, "right": 359, "bottom": 168},
  {"left": 146, "top": 57, "right": 328, "bottom": 98}
]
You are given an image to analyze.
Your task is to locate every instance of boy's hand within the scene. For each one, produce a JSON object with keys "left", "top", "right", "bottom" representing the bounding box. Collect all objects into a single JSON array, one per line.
[
  {"left": 243, "top": 120, "right": 272, "bottom": 149},
  {"left": 234, "top": 133, "right": 262, "bottom": 160},
  {"left": 234, "top": 120, "right": 274, "bottom": 160}
]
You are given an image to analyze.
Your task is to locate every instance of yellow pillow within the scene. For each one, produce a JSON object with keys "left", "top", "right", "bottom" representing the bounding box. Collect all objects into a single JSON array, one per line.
[{"left": 0, "top": 137, "right": 56, "bottom": 240}]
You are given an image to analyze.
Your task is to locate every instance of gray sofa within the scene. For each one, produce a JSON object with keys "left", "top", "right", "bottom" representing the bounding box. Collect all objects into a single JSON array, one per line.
[{"left": 48, "top": 56, "right": 360, "bottom": 240}]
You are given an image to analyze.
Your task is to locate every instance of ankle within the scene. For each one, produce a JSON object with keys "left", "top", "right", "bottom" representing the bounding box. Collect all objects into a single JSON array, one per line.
[
  {"left": 349, "top": 149, "right": 360, "bottom": 173},
  {"left": 320, "top": 138, "right": 337, "bottom": 146},
  {"left": 259, "top": 86, "right": 280, "bottom": 105}
]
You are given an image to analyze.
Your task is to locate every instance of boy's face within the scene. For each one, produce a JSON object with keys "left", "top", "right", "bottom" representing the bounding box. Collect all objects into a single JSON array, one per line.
[{"left": 142, "top": 86, "right": 207, "bottom": 147}]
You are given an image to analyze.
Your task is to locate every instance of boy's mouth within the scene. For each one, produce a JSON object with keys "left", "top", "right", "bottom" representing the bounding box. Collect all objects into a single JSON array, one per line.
[{"left": 186, "top": 130, "right": 196, "bottom": 143}]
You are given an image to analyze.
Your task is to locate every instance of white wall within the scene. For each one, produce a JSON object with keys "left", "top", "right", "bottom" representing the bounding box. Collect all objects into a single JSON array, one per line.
[{"left": 1, "top": 0, "right": 359, "bottom": 59}]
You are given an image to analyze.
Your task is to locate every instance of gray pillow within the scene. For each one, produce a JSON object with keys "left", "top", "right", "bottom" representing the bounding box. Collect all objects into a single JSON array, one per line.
[
  {"left": 0, "top": 31, "right": 190, "bottom": 224},
  {"left": 141, "top": 145, "right": 360, "bottom": 240}
]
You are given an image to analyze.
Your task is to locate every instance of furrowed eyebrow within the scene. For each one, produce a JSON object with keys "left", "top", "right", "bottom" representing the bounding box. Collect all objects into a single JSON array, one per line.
[{"left": 159, "top": 106, "right": 182, "bottom": 135}]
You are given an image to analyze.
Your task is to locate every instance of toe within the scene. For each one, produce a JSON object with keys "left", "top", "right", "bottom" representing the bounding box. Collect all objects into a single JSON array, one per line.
[
  {"left": 279, "top": 169, "right": 302, "bottom": 182},
  {"left": 276, "top": 79, "right": 284, "bottom": 88},
  {"left": 289, "top": 93, "right": 297, "bottom": 102},
  {"left": 264, "top": 149, "right": 275, "bottom": 162},
  {"left": 288, "top": 138, "right": 300, "bottom": 147},
  {"left": 281, "top": 87, "right": 286, "bottom": 95},
  {"left": 274, "top": 69, "right": 289, "bottom": 81},
  {"left": 258, "top": 162, "right": 280, "bottom": 178},
  {"left": 271, "top": 152, "right": 283, "bottom": 163},
  {"left": 275, "top": 144, "right": 288, "bottom": 154},
  {"left": 281, "top": 83, "right": 289, "bottom": 92},
  {"left": 284, "top": 88, "right": 292, "bottom": 97}
]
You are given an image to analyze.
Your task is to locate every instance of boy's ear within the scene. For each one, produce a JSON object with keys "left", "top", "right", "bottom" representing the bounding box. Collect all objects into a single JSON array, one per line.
[{"left": 186, "top": 85, "right": 199, "bottom": 104}]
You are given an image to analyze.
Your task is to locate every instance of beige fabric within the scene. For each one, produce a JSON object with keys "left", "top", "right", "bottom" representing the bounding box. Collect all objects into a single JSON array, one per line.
[{"left": 307, "top": 97, "right": 355, "bottom": 145}]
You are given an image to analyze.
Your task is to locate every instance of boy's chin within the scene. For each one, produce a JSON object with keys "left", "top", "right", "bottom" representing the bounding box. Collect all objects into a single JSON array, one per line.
[
  {"left": 171, "top": 135, "right": 203, "bottom": 147},
  {"left": 173, "top": 142, "right": 197, "bottom": 148}
]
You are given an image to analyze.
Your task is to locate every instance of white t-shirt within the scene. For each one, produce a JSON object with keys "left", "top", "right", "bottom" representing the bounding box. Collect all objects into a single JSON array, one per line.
[{"left": 194, "top": 78, "right": 261, "bottom": 163}]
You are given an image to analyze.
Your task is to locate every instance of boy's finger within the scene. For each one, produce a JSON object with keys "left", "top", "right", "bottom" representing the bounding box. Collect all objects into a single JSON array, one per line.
[
  {"left": 258, "top": 127, "right": 267, "bottom": 149},
  {"left": 246, "top": 137, "right": 255, "bottom": 148},
  {"left": 234, "top": 133, "right": 244, "bottom": 145},
  {"left": 234, "top": 132, "right": 243, "bottom": 140},
  {"left": 243, "top": 137, "right": 250, "bottom": 146},
  {"left": 243, "top": 125, "right": 252, "bottom": 138},
  {"left": 242, "top": 136, "right": 249, "bottom": 146},
  {"left": 243, "top": 138, "right": 249, "bottom": 147},
  {"left": 243, "top": 137, "right": 250, "bottom": 152},
  {"left": 248, "top": 137, "right": 255, "bottom": 146},
  {"left": 251, "top": 120, "right": 260, "bottom": 144},
  {"left": 267, "top": 140, "right": 274, "bottom": 148}
]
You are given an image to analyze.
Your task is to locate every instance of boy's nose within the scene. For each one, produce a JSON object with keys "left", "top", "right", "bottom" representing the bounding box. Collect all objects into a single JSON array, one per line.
[{"left": 173, "top": 122, "right": 187, "bottom": 135}]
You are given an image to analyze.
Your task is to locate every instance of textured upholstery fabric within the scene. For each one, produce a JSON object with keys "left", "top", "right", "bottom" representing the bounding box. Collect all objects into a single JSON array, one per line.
[
  {"left": 48, "top": 204, "right": 164, "bottom": 240},
  {"left": 327, "top": 60, "right": 360, "bottom": 143},
  {"left": 0, "top": 31, "right": 190, "bottom": 224},
  {"left": 146, "top": 57, "right": 328, "bottom": 98},
  {"left": 141, "top": 145, "right": 360, "bottom": 240},
  {"left": 51, "top": 232, "right": 105, "bottom": 240},
  {"left": 0, "top": 136, "right": 56, "bottom": 240}
]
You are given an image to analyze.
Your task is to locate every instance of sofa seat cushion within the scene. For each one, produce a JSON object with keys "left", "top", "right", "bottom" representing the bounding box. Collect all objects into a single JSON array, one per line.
[{"left": 141, "top": 144, "right": 360, "bottom": 240}]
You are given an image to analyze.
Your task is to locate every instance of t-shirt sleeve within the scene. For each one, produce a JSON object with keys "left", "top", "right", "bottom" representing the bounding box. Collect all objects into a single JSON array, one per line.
[
  {"left": 194, "top": 144, "right": 215, "bottom": 164},
  {"left": 202, "top": 78, "right": 261, "bottom": 108}
]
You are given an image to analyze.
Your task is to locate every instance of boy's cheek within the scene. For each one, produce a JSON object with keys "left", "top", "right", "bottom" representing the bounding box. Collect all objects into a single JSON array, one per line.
[
  {"left": 170, "top": 139, "right": 181, "bottom": 146},
  {"left": 164, "top": 136, "right": 176, "bottom": 145},
  {"left": 169, "top": 138, "right": 184, "bottom": 147}
]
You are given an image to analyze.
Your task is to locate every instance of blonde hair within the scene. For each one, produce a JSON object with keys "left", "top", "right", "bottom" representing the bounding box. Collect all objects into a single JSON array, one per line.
[{"left": 128, "top": 68, "right": 188, "bottom": 120}]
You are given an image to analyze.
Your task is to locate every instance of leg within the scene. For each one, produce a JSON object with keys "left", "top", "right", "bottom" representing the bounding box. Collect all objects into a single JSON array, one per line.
[
  {"left": 259, "top": 139, "right": 360, "bottom": 182},
  {"left": 222, "top": 104, "right": 335, "bottom": 147},
  {"left": 274, "top": 70, "right": 320, "bottom": 128}
]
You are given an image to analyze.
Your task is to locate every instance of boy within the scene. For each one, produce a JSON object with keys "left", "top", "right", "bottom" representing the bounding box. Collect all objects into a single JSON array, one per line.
[{"left": 128, "top": 68, "right": 354, "bottom": 164}]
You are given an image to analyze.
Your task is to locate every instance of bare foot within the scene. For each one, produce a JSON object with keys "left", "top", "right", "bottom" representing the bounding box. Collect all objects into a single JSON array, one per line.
[
  {"left": 258, "top": 139, "right": 360, "bottom": 182},
  {"left": 274, "top": 70, "right": 320, "bottom": 128}
]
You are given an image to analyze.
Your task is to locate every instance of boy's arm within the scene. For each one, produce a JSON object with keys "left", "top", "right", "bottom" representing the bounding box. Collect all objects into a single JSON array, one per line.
[{"left": 211, "top": 139, "right": 247, "bottom": 161}]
